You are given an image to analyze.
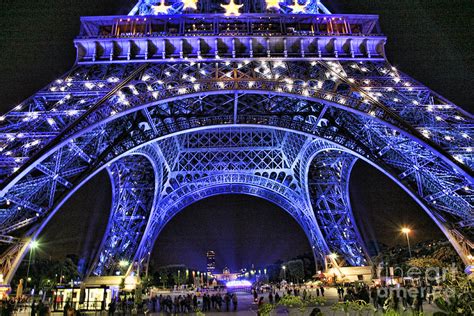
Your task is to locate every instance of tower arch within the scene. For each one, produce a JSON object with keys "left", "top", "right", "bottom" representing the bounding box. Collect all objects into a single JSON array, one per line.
[{"left": 0, "top": 3, "right": 472, "bottom": 283}]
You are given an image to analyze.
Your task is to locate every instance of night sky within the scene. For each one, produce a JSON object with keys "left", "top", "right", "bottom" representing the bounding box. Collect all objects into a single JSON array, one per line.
[{"left": 0, "top": 1, "right": 472, "bottom": 272}]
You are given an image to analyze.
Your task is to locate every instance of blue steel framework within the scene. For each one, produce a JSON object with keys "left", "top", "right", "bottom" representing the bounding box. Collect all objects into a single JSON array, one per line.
[{"left": 0, "top": 0, "right": 473, "bottom": 282}]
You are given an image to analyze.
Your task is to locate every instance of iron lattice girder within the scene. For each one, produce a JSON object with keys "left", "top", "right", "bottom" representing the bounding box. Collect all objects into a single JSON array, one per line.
[
  {"left": 334, "top": 111, "right": 473, "bottom": 220},
  {"left": 0, "top": 91, "right": 471, "bottom": 257},
  {"left": 0, "top": 56, "right": 471, "bottom": 279},
  {"left": 135, "top": 171, "right": 327, "bottom": 269},
  {"left": 90, "top": 154, "right": 156, "bottom": 276},
  {"left": 307, "top": 150, "right": 368, "bottom": 266},
  {"left": 88, "top": 128, "right": 365, "bottom": 275},
  {"left": 0, "top": 60, "right": 471, "bottom": 186}
]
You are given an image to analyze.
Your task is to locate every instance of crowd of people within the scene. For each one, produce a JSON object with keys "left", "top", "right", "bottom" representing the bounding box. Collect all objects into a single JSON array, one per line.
[
  {"left": 147, "top": 292, "right": 239, "bottom": 313},
  {"left": 0, "top": 281, "right": 445, "bottom": 315},
  {"left": 0, "top": 297, "right": 55, "bottom": 316}
]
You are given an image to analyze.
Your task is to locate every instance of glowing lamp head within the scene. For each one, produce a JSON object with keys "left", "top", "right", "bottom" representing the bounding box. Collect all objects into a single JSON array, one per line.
[
  {"left": 282, "top": 265, "right": 286, "bottom": 270},
  {"left": 330, "top": 253, "right": 338, "bottom": 259},
  {"left": 119, "top": 260, "right": 129, "bottom": 268},
  {"left": 30, "top": 240, "right": 39, "bottom": 249},
  {"left": 401, "top": 228, "right": 411, "bottom": 234}
]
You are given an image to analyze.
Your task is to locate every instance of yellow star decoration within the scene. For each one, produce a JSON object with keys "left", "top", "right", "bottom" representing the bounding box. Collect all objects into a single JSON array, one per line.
[
  {"left": 289, "top": 0, "right": 308, "bottom": 13},
  {"left": 265, "top": 0, "right": 281, "bottom": 10},
  {"left": 182, "top": 0, "right": 198, "bottom": 10},
  {"left": 152, "top": 1, "right": 172, "bottom": 14},
  {"left": 221, "top": 0, "right": 244, "bottom": 16}
]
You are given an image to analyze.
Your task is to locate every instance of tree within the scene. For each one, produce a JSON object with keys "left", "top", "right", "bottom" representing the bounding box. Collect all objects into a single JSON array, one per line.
[
  {"left": 287, "top": 260, "right": 304, "bottom": 283},
  {"left": 434, "top": 271, "right": 473, "bottom": 315},
  {"left": 265, "top": 263, "right": 282, "bottom": 283},
  {"left": 432, "top": 245, "right": 463, "bottom": 267},
  {"left": 12, "top": 257, "right": 80, "bottom": 290},
  {"left": 407, "top": 257, "right": 444, "bottom": 270}
]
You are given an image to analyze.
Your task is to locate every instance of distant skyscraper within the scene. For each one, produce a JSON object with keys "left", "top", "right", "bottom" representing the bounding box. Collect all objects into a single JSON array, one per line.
[{"left": 206, "top": 250, "right": 216, "bottom": 274}]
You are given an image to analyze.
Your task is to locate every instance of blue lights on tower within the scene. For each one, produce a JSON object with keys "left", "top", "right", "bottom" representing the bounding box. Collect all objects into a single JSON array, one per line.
[{"left": 0, "top": 0, "right": 472, "bottom": 284}]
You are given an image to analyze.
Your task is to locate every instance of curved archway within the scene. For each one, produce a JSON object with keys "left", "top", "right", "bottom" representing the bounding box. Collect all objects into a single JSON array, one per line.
[
  {"left": 151, "top": 193, "right": 313, "bottom": 273},
  {"left": 0, "top": 87, "right": 472, "bottom": 281},
  {"left": 134, "top": 177, "right": 322, "bottom": 275},
  {"left": 2, "top": 152, "right": 159, "bottom": 283}
]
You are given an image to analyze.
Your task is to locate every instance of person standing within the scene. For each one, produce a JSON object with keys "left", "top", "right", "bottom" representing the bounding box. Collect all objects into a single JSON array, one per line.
[
  {"left": 207, "top": 294, "right": 211, "bottom": 311},
  {"left": 370, "top": 287, "right": 377, "bottom": 310},
  {"left": 216, "top": 294, "right": 222, "bottom": 312},
  {"left": 108, "top": 300, "right": 116, "bottom": 316},
  {"left": 63, "top": 300, "right": 70, "bottom": 316},
  {"left": 37, "top": 301, "right": 45, "bottom": 316},
  {"left": 232, "top": 294, "right": 238, "bottom": 312},
  {"left": 268, "top": 292, "right": 274, "bottom": 305},
  {"left": 192, "top": 295, "right": 198, "bottom": 311},
  {"left": 211, "top": 294, "right": 216, "bottom": 310},
  {"left": 427, "top": 284, "right": 433, "bottom": 304},
  {"left": 274, "top": 292, "right": 280, "bottom": 304},
  {"left": 319, "top": 286, "right": 325, "bottom": 297},
  {"left": 413, "top": 287, "right": 424, "bottom": 315},
  {"left": 151, "top": 296, "right": 157, "bottom": 313},
  {"left": 30, "top": 300, "right": 36, "bottom": 316},
  {"left": 224, "top": 294, "right": 230, "bottom": 312}
]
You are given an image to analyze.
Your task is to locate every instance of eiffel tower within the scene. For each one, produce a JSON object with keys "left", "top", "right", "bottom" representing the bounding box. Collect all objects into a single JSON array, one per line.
[{"left": 0, "top": 0, "right": 472, "bottom": 285}]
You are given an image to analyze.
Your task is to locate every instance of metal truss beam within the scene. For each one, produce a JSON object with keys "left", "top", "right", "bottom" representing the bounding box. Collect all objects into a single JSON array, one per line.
[
  {"left": 87, "top": 154, "right": 157, "bottom": 276},
  {"left": 307, "top": 150, "right": 369, "bottom": 266},
  {"left": 0, "top": 58, "right": 471, "bottom": 282}
]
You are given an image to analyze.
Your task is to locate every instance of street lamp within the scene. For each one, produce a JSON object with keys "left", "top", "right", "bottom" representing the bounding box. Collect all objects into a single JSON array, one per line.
[
  {"left": 401, "top": 227, "right": 412, "bottom": 258},
  {"left": 282, "top": 265, "right": 286, "bottom": 280},
  {"left": 178, "top": 270, "right": 181, "bottom": 289},
  {"left": 25, "top": 239, "right": 39, "bottom": 290}
]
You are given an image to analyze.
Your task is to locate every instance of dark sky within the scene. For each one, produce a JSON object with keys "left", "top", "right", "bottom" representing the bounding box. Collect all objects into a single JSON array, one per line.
[{"left": 1, "top": 1, "right": 472, "bottom": 270}]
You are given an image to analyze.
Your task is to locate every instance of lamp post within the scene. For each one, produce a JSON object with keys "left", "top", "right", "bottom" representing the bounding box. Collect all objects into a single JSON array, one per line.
[
  {"left": 178, "top": 270, "right": 181, "bottom": 289},
  {"left": 282, "top": 265, "right": 286, "bottom": 281},
  {"left": 402, "top": 228, "right": 412, "bottom": 258},
  {"left": 25, "top": 240, "right": 39, "bottom": 290}
]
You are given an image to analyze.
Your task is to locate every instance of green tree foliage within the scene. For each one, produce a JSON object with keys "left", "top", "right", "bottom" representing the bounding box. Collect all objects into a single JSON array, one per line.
[
  {"left": 433, "top": 271, "right": 474, "bottom": 315},
  {"left": 151, "top": 264, "right": 188, "bottom": 288},
  {"left": 287, "top": 260, "right": 305, "bottom": 283},
  {"left": 278, "top": 295, "right": 304, "bottom": 308},
  {"left": 12, "top": 257, "right": 79, "bottom": 290},
  {"left": 407, "top": 257, "right": 444, "bottom": 270}
]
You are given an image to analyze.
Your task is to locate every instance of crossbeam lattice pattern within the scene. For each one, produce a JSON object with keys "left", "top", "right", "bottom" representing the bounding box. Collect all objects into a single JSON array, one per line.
[{"left": 0, "top": 57, "right": 472, "bottom": 280}]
